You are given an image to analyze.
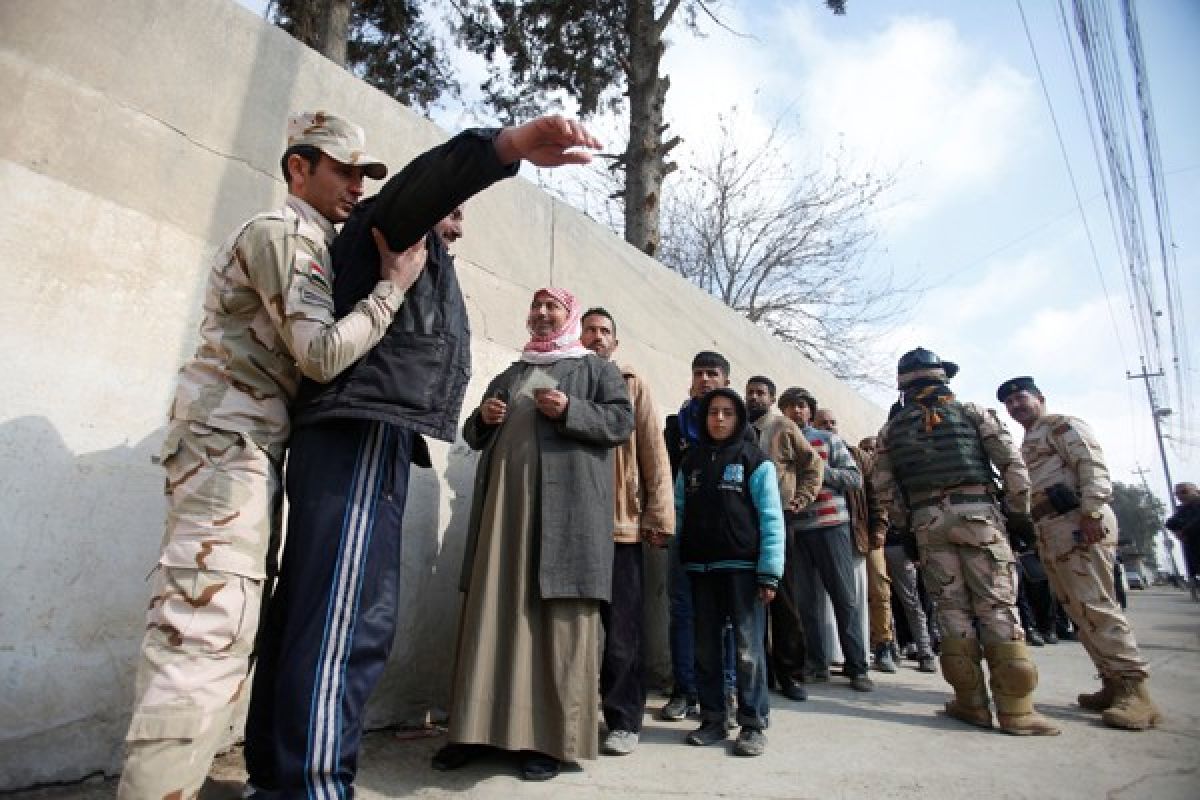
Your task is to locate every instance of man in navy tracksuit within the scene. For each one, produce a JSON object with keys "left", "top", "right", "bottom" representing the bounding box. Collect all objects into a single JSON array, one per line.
[
  {"left": 675, "top": 388, "right": 785, "bottom": 757},
  {"left": 243, "top": 117, "right": 600, "bottom": 799}
]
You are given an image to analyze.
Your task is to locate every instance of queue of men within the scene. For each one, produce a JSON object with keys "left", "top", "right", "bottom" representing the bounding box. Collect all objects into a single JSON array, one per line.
[{"left": 119, "top": 109, "right": 1165, "bottom": 797}]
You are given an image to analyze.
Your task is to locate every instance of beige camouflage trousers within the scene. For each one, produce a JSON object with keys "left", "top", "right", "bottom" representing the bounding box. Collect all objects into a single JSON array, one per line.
[
  {"left": 1036, "top": 508, "right": 1148, "bottom": 679},
  {"left": 119, "top": 422, "right": 283, "bottom": 800},
  {"left": 913, "top": 500, "right": 1023, "bottom": 645}
]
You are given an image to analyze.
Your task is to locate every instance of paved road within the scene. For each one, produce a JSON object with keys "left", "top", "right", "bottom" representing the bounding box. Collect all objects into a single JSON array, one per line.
[{"left": 17, "top": 587, "right": 1199, "bottom": 800}]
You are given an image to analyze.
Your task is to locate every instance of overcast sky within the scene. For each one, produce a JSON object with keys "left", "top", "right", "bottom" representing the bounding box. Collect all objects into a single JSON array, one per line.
[{"left": 237, "top": 1, "right": 1198, "bottom": 558}]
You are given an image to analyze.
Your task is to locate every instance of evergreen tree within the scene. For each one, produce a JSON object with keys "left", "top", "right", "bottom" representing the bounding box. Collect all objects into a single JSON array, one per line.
[
  {"left": 269, "top": 0, "right": 458, "bottom": 111},
  {"left": 1110, "top": 481, "right": 1165, "bottom": 567}
]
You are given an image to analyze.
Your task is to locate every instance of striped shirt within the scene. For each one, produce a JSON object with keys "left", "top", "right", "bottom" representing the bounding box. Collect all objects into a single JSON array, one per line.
[{"left": 793, "top": 427, "right": 862, "bottom": 531}]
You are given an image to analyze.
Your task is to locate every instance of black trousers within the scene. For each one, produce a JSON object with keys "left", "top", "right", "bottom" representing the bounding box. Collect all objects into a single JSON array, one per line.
[
  {"left": 245, "top": 420, "right": 412, "bottom": 798},
  {"left": 767, "top": 525, "right": 806, "bottom": 684},
  {"left": 601, "top": 542, "right": 646, "bottom": 732}
]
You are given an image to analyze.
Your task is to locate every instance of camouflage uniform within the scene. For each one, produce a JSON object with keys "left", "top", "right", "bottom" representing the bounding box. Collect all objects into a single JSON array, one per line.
[
  {"left": 1019, "top": 411, "right": 1159, "bottom": 727},
  {"left": 874, "top": 349, "right": 1058, "bottom": 736},
  {"left": 875, "top": 402, "right": 1028, "bottom": 646},
  {"left": 120, "top": 114, "right": 400, "bottom": 800},
  {"left": 1023, "top": 413, "right": 1147, "bottom": 678}
]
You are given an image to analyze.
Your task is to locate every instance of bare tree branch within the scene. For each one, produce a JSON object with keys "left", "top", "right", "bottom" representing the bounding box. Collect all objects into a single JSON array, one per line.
[{"left": 658, "top": 111, "right": 918, "bottom": 386}]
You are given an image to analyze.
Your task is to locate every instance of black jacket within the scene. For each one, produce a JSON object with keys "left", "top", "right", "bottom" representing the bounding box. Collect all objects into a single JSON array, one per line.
[
  {"left": 665, "top": 394, "right": 757, "bottom": 477},
  {"left": 292, "top": 129, "right": 518, "bottom": 462},
  {"left": 677, "top": 389, "right": 778, "bottom": 573}
]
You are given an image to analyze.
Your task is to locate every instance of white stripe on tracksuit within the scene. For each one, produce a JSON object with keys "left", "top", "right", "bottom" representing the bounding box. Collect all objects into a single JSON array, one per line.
[{"left": 307, "top": 422, "right": 385, "bottom": 800}]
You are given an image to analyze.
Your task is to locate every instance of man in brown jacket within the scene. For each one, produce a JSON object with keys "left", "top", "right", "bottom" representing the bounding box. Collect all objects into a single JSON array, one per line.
[
  {"left": 747, "top": 376, "right": 823, "bottom": 702},
  {"left": 581, "top": 308, "right": 676, "bottom": 755}
]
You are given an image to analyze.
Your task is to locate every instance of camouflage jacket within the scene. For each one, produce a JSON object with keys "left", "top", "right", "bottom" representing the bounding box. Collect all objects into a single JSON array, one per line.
[
  {"left": 169, "top": 196, "right": 401, "bottom": 445},
  {"left": 1021, "top": 413, "right": 1112, "bottom": 515},
  {"left": 874, "top": 400, "right": 1030, "bottom": 529}
]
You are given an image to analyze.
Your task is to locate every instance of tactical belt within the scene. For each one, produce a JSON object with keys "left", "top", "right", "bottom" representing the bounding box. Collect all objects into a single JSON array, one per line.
[{"left": 908, "top": 485, "right": 994, "bottom": 510}]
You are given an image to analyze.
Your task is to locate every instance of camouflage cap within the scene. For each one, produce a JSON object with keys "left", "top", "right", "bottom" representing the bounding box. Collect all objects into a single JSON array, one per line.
[{"left": 286, "top": 111, "right": 387, "bottom": 180}]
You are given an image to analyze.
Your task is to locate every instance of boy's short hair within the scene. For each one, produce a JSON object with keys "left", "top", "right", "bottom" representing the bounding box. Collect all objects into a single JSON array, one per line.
[
  {"left": 692, "top": 350, "right": 730, "bottom": 376},
  {"left": 582, "top": 306, "right": 616, "bottom": 337},
  {"left": 747, "top": 375, "right": 776, "bottom": 397},
  {"left": 778, "top": 387, "right": 817, "bottom": 418}
]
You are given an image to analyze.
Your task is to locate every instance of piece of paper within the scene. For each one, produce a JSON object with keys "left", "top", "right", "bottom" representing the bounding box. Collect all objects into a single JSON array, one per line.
[{"left": 519, "top": 367, "right": 560, "bottom": 396}]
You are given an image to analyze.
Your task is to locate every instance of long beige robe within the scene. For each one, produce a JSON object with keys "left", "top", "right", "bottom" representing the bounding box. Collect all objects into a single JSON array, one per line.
[{"left": 447, "top": 368, "right": 600, "bottom": 762}]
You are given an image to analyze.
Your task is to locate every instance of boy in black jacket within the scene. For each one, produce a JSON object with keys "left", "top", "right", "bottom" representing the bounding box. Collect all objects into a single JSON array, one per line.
[{"left": 675, "top": 388, "right": 786, "bottom": 756}]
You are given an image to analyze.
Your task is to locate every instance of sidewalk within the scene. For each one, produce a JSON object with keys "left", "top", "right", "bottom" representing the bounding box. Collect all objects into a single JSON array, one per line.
[{"left": 16, "top": 588, "right": 1199, "bottom": 800}]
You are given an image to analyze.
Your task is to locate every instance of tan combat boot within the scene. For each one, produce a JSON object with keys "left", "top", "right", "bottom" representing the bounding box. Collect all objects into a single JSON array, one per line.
[
  {"left": 1077, "top": 676, "right": 1117, "bottom": 712},
  {"left": 984, "top": 641, "right": 1061, "bottom": 736},
  {"left": 1101, "top": 676, "right": 1162, "bottom": 730},
  {"left": 938, "top": 638, "right": 993, "bottom": 729}
]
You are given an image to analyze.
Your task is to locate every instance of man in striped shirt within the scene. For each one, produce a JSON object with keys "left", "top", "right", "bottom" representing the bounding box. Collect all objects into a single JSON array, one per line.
[{"left": 778, "top": 388, "right": 871, "bottom": 691}]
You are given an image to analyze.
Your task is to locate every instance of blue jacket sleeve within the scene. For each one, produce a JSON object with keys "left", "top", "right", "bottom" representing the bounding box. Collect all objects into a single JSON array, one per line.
[{"left": 749, "top": 461, "right": 785, "bottom": 585}]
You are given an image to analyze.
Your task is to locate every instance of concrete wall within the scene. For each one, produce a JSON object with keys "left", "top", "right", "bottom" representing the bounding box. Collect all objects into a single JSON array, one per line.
[{"left": 0, "top": 0, "right": 882, "bottom": 788}]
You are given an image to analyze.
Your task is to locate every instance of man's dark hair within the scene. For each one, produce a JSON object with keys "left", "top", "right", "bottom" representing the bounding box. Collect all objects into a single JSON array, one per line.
[
  {"left": 692, "top": 350, "right": 731, "bottom": 376},
  {"left": 779, "top": 387, "right": 817, "bottom": 418},
  {"left": 747, "top": 375, "right": 776, "bottom": 398},
  {"left": 582, "top": 306, "right": 616, "bottom": 337},
  {"left": 281, "top": 144, "right": 322, "bottom": 185}
]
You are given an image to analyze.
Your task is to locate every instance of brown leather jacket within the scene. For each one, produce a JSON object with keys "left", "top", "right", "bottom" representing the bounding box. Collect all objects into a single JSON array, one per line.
[
  {"left": 752, "top": 406, "right": 823, "bottom": 513},
  {"left": 613, "top": 365, "right": 675, "bottom": 543},
  {"left": 848, "top": 445, "right": 889, "bottom": 555}
]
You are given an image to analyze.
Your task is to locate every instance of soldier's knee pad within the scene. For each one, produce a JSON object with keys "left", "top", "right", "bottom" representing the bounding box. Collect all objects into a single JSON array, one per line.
[
  {"left": 939, "top": 638, "right": 983, "bottom": 688},
  {"left": 984, "top": 642, "right": 1039, "bottom": 695}
]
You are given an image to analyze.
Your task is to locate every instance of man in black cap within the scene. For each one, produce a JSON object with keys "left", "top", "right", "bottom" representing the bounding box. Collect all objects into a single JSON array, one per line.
[
  {"left": 1000, "top": 376, "right": 1161, "bottom": 730},
  {"left": 873, "top": 349, "right": 1059, "bottom": 735}
]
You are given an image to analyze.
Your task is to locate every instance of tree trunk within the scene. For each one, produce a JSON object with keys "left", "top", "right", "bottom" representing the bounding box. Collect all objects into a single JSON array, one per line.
[
  {"left": 315, "top": 0, "right": 351, "bottom": 66},
  {"left": 622, "top": 0, "right": 679, "bottom": 257}
]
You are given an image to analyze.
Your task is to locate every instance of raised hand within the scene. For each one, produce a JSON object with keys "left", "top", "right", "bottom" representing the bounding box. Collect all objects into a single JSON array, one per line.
[{"left": 494, "top": 114, "right": 602, "bottom": 168}]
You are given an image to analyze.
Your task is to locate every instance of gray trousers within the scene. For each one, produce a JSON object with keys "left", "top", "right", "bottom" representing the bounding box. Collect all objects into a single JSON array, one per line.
[
  {"left": 793, "top": 522, "right": 869, "bottom": 677},
  {"left": 884, "top": 544, "right": 933, "bottom": 658}
]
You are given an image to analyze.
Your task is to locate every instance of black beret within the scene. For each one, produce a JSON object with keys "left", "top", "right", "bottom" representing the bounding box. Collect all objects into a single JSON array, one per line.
[{"left": 997, "top": 376, "right": 1040, "bottom": 403}]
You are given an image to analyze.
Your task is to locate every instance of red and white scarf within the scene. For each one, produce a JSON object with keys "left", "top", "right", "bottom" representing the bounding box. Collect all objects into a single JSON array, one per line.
[{"left": 520, "top": 287, "right": 591, "bottom": 364}]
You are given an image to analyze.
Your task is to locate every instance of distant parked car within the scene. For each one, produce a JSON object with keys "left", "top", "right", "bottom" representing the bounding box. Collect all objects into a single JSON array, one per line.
[{"left": 1124, "top": 567, "right": 1146, "bottom": 590}]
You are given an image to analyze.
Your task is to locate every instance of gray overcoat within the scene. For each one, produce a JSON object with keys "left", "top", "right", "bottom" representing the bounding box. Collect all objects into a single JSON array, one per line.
[{"left": 461, "top": 354, "right": 634, "bottom": 601}]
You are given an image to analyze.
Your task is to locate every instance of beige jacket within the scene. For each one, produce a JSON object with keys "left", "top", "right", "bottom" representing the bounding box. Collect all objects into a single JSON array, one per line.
[
  {"left": 752, "top": 406, "right": 824, "bottom": 512},
  {"left": 612, "top": 365, "right": 675, "bottom": 543}
]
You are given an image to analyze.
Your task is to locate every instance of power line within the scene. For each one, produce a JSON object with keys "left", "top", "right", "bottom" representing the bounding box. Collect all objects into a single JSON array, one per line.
[
  {"left": 1015, "top": 0, "right": 1131, "bottom": 369},
  {"left": 1120, "top": 0, "right": 1192, "bottom": 438}
]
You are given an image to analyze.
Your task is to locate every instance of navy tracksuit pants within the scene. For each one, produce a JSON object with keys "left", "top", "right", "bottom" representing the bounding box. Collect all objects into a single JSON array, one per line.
[{"left": 245, "top": 419, "right": 411, "bottom": 800}]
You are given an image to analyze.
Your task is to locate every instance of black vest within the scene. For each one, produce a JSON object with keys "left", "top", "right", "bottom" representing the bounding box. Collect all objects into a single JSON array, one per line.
[
  {"left": 886, "top": 399, "right": 993, "bottom": 495},
  {"left": 292, "top": 128, "right": 516, "bottom": 451},
  {"left": 679, "top": 437, "right": 769, "bottom": 566}
]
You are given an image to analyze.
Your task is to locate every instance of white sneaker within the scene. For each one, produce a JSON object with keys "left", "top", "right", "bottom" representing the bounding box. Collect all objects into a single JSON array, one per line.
[{"left": 601, "top": 729, "right": 639, "bottom": 755}]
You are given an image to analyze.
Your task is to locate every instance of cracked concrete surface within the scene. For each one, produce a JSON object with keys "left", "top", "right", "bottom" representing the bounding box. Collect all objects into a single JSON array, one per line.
[{"left": 12, "top": 586, "right": 1198, "bottom": 800}]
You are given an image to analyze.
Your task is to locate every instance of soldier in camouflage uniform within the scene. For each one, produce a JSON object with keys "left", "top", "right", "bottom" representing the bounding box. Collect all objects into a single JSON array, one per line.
[
  {"left": 874, "top": 349, "right": 1059, "bottom": 735},
  {"left": 1000, "top": 376, "right": 1161, "bottom": 730},
  {"left": 118, "top": 112, "right": 428, "bottom": 800}
]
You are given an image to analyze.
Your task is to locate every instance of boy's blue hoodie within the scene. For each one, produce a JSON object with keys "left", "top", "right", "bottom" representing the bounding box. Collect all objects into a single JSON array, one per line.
[{"left": 674, "top": 388, "right": 786, "bottom": 587}]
